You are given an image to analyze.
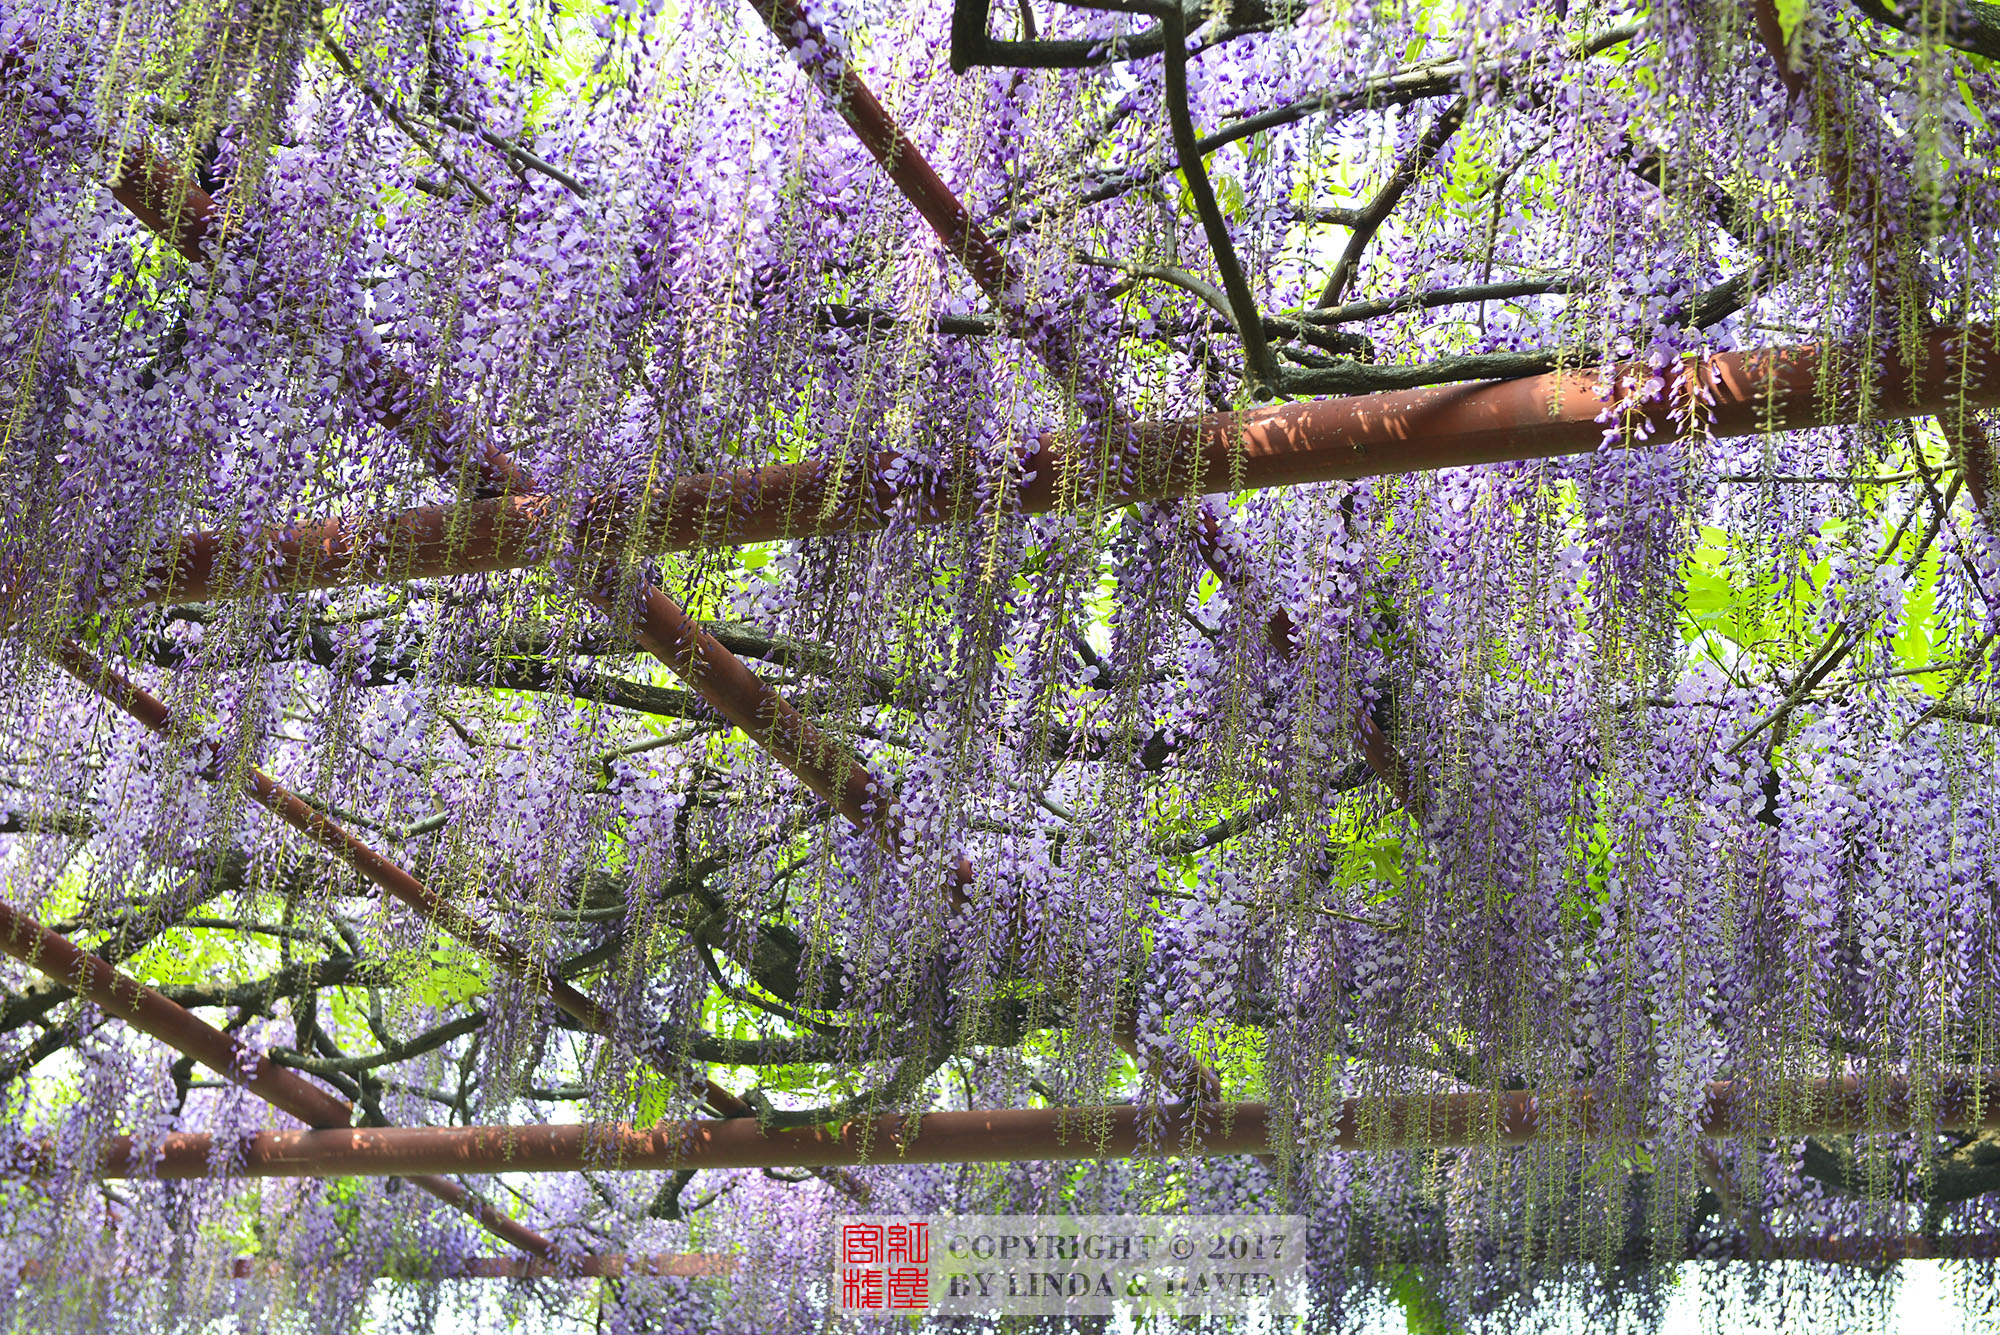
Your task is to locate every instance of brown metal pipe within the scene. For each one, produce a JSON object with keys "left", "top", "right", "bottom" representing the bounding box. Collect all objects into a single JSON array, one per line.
[
  {"left": 5, "top": 1252, "right": 736, "bottom": 1280},
  {"left": 92, "top": 147, "right": 894, "bottom": 842},
  {"left": 0, "top": 895, "right": 561, "bottom": 1258},
  {"left": 0, "top": 897, "right": 353, "bottom": 1127},
  {"left": 108, "top": 145, "right": 215, "bottom": 265},
  {"left": 93, "top": 1102, "right": 1269, "bottom": 1178},
  {"left": 397, "top": 1172, "right": 567, "bottom": 1261},
  {"left": 94, "top": 323, "right": 2000, "bottom": 616},
  {"left": 747, "top": 0, "right": 1013, "bottom": 320},
  {"left": 394, "top": 1252, "right": 736, "bottom": 1278},
  {"left": 73, "top": 1073, "right": 2000, "bottom": 1177},
  {"left": 608, "top": 584, "right": 883, "bottom": 831},
  {"left": 36, "top": 1236, "right": 2000, "bottom": 1272},
  {"left": 46, "top": 642, "right": 616, "bottom": 1034},
  {"left": 29, "top": 61, "right": 2000, "bottom": 619}
]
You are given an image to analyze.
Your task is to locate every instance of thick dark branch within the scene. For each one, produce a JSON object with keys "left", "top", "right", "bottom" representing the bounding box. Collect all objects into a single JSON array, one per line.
[
  {"left": 158, "top": 956, "right": 399, "bottom": 1013},
  {"left": 1075, "top": 251, "right": 1235, "bottom": 322},
  {"left": 647, "top": 1169, "right": 701, "bottom": 1219},
  {"left": 1011, "top": 62, "right": 1465, "bottom": 230},
  {"left": 1304, "top": 277, "right": 1569, "bottom": 327},
  {"left": 431, "top": 110, "right": 589, "bottom": 198},
  {"left": 1278, "top": 347, "right": 1571, "bottom": 395},
  {"left": 1162, "top": 4, "right": 1278, "bottom": 394},
  {"left": 654, "top": 1022, "right": 854, "bottom": 1065},
  {"left": 1804, "top": 1130, "right": 2000, "bottom": 1204},
  {"left": 1152, "top": 760, "right": 1373, "bottom": 859},
  {"left": 1622, "top": 141, "right": 1761, "bottom": 246},
  {"left": 309, "top": 17, "right": 495, "bottom": 207},
  {"left": 476, "top": 659, "right": 706, "bottom": 721},
  {"left": 1004, "top": 23, "right": 1637, "bottom": 232},
  {"left": 1042, "top": 720, "right": 1185, "bottom": 771},
  {"left": 273, "top": 1010, "right": 486, "bottom": 1074},
  {"left": 1278, "top": 266, "right": 1760, "bottom": 395},
  {"left": 1314, "top": 99, "right": 1468, "bottom": 310},
  {"left": 1155, "top": 798, "right": 1281, "bottom": 858},
  {"left": 0, "top": 850, "right": 252, "bottom": 1033},
  {"left": 950, "top": 0, "right": 1278, "bottom": 71},
  {"left": 225, "top": 613, "right": 894, "bottom": 730},
  {"left": 1851, "top": 0, "right": 2000, "bottom": 63},
  {"left": 819, "top": 304, "right": 1002, "bottom": 338},
  {"left": 0, "top": 1019, "right": 92, "bottom": 1082},
  {"left": 0, "top": 808, "right": 94, "bottom": 837}
]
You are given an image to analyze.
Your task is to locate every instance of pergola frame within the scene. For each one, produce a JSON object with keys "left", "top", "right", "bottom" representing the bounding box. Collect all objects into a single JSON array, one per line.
[{"left": 7, "top": 0, "right": 2000, "bottom": 1288}]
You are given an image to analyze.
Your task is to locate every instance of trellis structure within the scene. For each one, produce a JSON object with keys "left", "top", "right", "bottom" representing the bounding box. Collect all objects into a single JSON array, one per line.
[{"left": 6, "top": 0, "right": 2000, "bottom": 1327}]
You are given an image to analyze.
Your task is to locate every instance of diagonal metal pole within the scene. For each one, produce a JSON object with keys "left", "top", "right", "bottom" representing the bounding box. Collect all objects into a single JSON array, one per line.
[
  {"left": 0, "top": 895, "right": 559, "bottom": 1260},
  {"left": 42, "top": 639, "right": 754, "bottom": 1119},
  {"left": 97, "top": 150, "right": 895, "bottom": 849},
  {"left": 81, "top": 150, "right": 877, "bottom": 1119}
]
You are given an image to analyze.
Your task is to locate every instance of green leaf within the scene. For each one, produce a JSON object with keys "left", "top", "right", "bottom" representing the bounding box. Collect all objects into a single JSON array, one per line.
[
  {"left": 403, "top": 948, "right": 488, "bottom": 1008},
  {"left": 1775, "top": 0, "right": 1809, "bottom": 43},
  {"left": 634, "top": 1078, "right": 676, "bottom": 1127}
]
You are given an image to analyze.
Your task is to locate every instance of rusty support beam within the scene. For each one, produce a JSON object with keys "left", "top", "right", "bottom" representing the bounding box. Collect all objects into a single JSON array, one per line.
[
  {"left": 0, "top": 898, "right": 352, "bottom": 1126},
  {"left": 1749, "top": 0, "right": 1996, "bottom": 533},
  {"left": 93, "top": 147, "right": 895, "bottom": 848},
  {"left": 69, "top": 1074, "right": 2000, "bottom": 1178},
  {"left": 0, "top": 896, "right": 559, "bottom": 1259},
  {"left": 43, "top": 639, "right": 754, "bottom": 1119},
  {"left": 745, "top": 0, "right": 1019, "bottom": 339},
  {"left": 5, "top": 1252, "right": 737, "bottom": 1279},
  {"left": 16, "top": 49, "right": 2000, "bottom": 626},
  {"left": 108, "top": 146, "right": 214, "bottom": 265},
  {"left": 31, "top": 1235, "right": 2000, "bottom": 1272},
  {"left": 47, "top": 643, "right": 612, "bottom": 1031},
  {"left": 84, "top": 323, "right": 2000, "bottom": 617}
]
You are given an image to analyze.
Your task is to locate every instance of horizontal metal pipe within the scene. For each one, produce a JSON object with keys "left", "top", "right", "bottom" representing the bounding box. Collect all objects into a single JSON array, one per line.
[
  {"left": 27, "top": 1237, "right": 2000, "bottom": 1274},
  {"left": 614, "top": 583, "right": 883, "bottom": 835},
  {"left": 107, "top": 144, "right": 214, "bottom": 265},
  {"left": 434, "top": 1252, "right": 736, "bottom": 1278},
  {"left": 5, "top": 1252, "right": 736, "bottom": 1280},
  {"left": 100, "top": 324, "right": 2000, "bottom": 613},
  {"left": 73, "top": 1074, "right": 2000, "bottom": 1177}
]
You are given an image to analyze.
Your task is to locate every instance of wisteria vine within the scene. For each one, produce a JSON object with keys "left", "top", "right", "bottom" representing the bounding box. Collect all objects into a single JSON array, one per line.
[{"left": 3, "top": 0, "right": 2000, "bottom": 1328}]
